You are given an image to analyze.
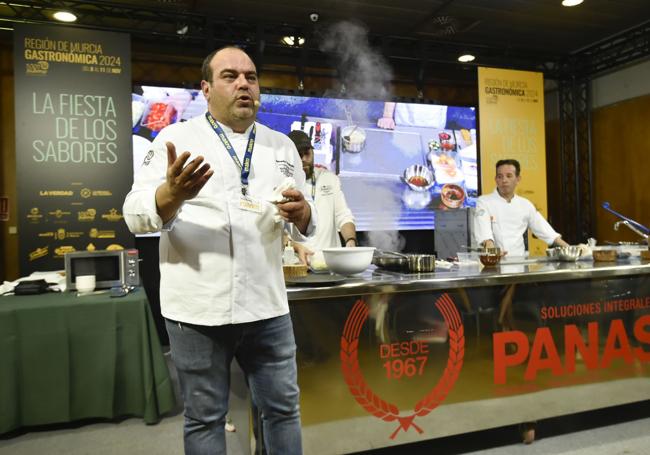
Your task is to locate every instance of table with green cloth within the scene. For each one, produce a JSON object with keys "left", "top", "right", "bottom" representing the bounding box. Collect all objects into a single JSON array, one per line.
[{"left": 0, "top": 288, "right": 176, "bottom": 434}]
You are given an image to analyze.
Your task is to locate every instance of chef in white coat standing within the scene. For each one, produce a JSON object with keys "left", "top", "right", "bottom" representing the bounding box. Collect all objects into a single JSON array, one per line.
[{"left": 473, "top": 158, "right": 569, "bottom": 257}]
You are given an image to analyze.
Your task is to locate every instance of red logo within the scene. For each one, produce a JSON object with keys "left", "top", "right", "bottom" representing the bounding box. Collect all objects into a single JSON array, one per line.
[{"left": 340, "top": 293, "right": 465, "bottom": 439}]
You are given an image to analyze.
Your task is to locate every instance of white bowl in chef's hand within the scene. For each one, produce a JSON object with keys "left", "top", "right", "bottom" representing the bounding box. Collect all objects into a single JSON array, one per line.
[{"left": 322, "top": 247, "right": 375, "bottom": 275}]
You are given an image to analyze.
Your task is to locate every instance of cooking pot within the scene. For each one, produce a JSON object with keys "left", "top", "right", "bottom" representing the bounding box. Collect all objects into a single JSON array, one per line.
[
  {"left": 341, "top": 125, "right": 366, "bottom": 152},
  {"left": 373, "top": 251, "right": 436, "bottom": 273}
]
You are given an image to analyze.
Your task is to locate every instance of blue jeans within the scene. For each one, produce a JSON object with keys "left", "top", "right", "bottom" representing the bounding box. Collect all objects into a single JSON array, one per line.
[{"left": 165, "top": 314, "right": 302, "bottom": 455}]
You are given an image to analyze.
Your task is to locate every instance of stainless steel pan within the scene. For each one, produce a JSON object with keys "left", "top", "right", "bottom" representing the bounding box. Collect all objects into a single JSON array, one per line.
[{"left": 373, "top": 251, "right": 436, "bottom": 273}]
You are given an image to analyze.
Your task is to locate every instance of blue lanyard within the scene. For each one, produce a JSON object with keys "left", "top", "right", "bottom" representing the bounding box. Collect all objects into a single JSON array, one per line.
[{"left": 205, "top": 112, "right": 256, "bottom": 195}]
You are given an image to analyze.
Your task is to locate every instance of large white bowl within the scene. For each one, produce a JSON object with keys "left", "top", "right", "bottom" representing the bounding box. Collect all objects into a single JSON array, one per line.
[{"left": 322, "top": 247, "right": 375, "bottom": 275}]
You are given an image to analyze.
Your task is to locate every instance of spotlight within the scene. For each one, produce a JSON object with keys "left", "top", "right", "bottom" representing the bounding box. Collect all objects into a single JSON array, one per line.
[
  {"left": 53, "top": 11, "right": 77, "bottom": 22},
  {"left": 562, "top": 0, "right": 584, "bottom": 6},
  {"left": 281, "top": 36, "right": 305, "bottom": 46},
  {"left": 458, "top": 54, "right": 475, "bottom": 63},
  {"left": 176, "top": 24, "right": 189, "bottom": 35}
]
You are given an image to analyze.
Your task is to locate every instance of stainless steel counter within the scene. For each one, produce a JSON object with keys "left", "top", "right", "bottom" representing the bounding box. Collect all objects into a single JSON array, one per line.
[
  {"left": 287, "top": 258, "right": 650, "bottom": 300},
  {"left": 240, "top": 257, "right": 650, "bottom": 454}
]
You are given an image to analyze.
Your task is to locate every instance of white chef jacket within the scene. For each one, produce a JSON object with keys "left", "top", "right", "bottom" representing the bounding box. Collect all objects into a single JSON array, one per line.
[
  {"left": 395, "top": 103, "right": 447, "bottom": 129},
  {"left": 123, "top": 114, "right": 316, "bottom": 326},
  {"left": 300, "top": 166, "right": 355, "bottom": 251},
  {"left": 473, "top": 189, "right": 560, "bottom": 257}
]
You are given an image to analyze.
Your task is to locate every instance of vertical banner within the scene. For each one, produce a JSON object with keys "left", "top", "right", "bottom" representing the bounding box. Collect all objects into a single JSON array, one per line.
[
  {"left": 14, "top": 24, "right": 133, "bottom": 274},
  {"left": 477, "top": 67, "right": 548, "bottom": 256}
]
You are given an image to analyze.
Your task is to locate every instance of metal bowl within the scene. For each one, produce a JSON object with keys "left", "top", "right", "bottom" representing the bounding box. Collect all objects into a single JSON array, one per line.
[
  {"left": 557, "top": 245, "right": 582, "bottom": 262},
  {"left": 403, "top": 165, "right": 435, "bottom": 192},
  {"left": 546, "top": 247, "right": 560, "bottom": 259}
]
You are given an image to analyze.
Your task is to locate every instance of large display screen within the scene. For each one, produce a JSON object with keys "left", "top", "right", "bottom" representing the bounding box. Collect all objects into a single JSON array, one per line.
[{"left": 132, "top": 86, "right": 478, "bottom": 231}]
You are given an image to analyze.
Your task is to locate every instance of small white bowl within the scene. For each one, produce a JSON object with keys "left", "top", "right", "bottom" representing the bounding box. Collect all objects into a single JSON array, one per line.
[{"left": 322, "top": 247, "right": 375, "bottom": 275}]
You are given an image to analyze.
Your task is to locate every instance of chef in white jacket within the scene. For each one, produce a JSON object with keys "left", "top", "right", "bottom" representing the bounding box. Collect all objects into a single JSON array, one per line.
[
  {"left": 123, "top": 46, "right": 313, "bottom": 455},
  {"left": 473, "top": 159, "right": 569, "bottom": 257}
]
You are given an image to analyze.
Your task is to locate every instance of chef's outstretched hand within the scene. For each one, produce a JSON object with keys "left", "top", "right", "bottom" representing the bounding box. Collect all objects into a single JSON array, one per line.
[
  {"left": 276, "top": 189, "right": 311, "bottom": 234},
  {"left": 155, "top": 141, "right": 214, "bottom": 223},
  {"left": 164, "top": 141, "right": 213, "bottom": 201}
]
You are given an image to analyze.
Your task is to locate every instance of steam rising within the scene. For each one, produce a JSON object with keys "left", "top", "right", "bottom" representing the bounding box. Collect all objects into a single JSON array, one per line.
[
  {"left": 320, "top": 21, "right": 403, "bottom": 252},
  {"left": 367, "top": 230, "right": 406, "bottom": 253},
  {"left": 319, "top": 21, "right": 393, "bottom": 100}
]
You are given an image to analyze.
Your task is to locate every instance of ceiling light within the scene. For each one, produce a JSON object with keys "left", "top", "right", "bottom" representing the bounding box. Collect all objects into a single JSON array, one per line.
[
  {"left": 561, "top": 0, "right": 584, "bottom": 6},
  {"left": 53, "top": 11, "right": 77, "bottom": 22},
  {"left": 458, "top": 54, "right": 475, "bottom": 63},
  {"left": 176, "top": 24, "right": 189, "bottom": 35},
  {"left": 281, "top": 36, "right": 305, "bottom": 47}
]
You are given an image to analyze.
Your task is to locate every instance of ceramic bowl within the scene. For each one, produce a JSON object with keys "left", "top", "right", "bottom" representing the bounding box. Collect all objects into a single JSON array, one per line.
[
  {"left": 440, "top": 183, "right": 465, "bottom": 208},
  {"left": 322, "top": 247, "right": 376, "bottom": 275}
]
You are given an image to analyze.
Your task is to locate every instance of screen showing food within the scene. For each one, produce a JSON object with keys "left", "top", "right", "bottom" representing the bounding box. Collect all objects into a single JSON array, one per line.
[{"left": 132, "top": 86, "right": 479, "bottom": 231}]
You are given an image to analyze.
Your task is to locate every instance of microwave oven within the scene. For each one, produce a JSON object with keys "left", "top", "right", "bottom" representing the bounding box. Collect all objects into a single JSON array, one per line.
[{"left": 64, "top": 249, "right": 140, "bottom": 291}]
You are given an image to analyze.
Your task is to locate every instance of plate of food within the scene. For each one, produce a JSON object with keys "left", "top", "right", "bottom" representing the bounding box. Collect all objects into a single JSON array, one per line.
[
  {"left": 440, "top": 183, "right": 465, "bottom": 208},
  {"left": 429, "top": 152, "right": 464, "bottom": 184}
]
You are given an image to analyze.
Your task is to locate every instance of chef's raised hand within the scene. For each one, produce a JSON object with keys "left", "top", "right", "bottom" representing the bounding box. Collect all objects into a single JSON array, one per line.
[
  {"left": 155, "top": 141, "right": 214, "bottom": 223},
  {"left": 276, "top": 188, "right": 312, "bottom": 234}
]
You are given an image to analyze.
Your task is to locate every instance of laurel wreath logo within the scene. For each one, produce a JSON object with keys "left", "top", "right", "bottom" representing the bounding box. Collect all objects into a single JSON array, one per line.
[{"left": 340, "top": 293, "right": 465, "bottom": 439}]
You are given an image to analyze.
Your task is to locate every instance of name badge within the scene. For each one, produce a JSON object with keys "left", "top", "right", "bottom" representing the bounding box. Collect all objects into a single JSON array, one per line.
[{"left": 239, "top": 195, "right": 262, "bottom": 213}]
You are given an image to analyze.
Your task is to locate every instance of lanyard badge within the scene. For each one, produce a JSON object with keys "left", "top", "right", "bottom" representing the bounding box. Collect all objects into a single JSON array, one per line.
[{"left": 205, "top": 112, "right": 256, "bottom": 195}]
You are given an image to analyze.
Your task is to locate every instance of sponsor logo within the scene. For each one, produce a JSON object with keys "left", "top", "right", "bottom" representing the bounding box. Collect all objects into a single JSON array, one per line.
[
  {"left": 27, "top": 207, "right": 43, "bottom": 222},
  {"left": 101, "top": 208, "right": 123, "bottom": 222},
  {"left": 39, "top": 190, "right": 73, "bottom": 196},
  {"left": 79, "top": 188, "right": 112, "bottom": 198},
  {"left": 54, "top": 245, "right": 76, "bottom": 256},
  {"left": 29, "top": 246, "right": 48, "bottom": 261},
  {"left": 341, "top": 294, "right": 464, "bottom": 439},
  {"left": 78, "top": 208, "right": 96, "bottom": 222},
  {"left": 26, "top": 60, "right": 48, "bottom": 75},
  {"left": 493, "top": 298, "right": 650, "bottom": 387},
  {"left": 89, "top": 228, "right": 115, "bottom": 239},
  {"left": 49, "top": 209, "right": 71, "bottom": 219}
]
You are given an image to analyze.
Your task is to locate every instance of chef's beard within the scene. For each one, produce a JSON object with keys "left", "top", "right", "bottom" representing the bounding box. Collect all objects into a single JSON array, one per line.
[{"left": 304, "top": 166, "right": 313, "bottom": 179}]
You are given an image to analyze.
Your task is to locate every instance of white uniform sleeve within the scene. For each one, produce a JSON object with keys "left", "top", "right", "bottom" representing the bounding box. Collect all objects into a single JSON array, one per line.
[
  {"left": 473, "top": 197, "right": 494, "bottom": 246},
  {"left": 333, "top": 175, "right": 355, "bottom": 230},
  {"left": 123, "top": 140, "right": 174, "bottom": 234},
  {"left": 528, "top": 208, "right": 560, "bottom": 245},
  {"left": 283, "top": 142, "right": 317, "bottom": 241}
]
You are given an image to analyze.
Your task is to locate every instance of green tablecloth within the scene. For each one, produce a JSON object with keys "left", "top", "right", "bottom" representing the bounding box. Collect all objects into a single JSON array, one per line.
[{"left": 0, "top": 288, "right": 176, "bottom": 434}]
